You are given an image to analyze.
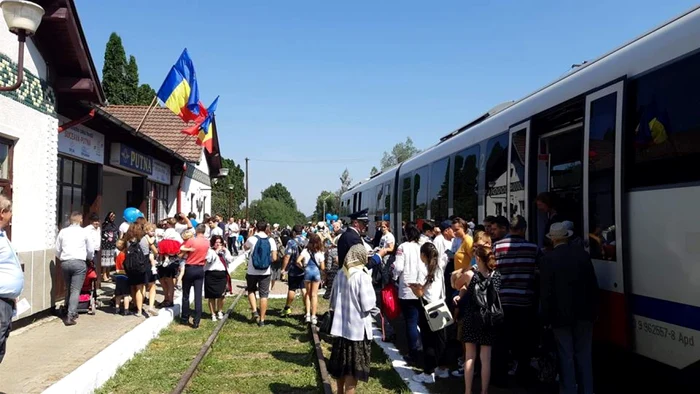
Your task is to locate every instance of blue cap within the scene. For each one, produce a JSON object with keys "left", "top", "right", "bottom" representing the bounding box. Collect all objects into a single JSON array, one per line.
[{"left": 439, "top": 220, "right": 453, "bottom": 232}]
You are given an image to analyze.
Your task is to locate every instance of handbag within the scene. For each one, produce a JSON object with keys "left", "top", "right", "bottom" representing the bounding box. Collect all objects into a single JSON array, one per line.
[
  {"left": 381, "top": 283, "right": 401, "bottom": 320},
  {"left": 421, "top": 297, "right": 454, "bottom": 332},
  {"left": 319, "top": 310, "right": 334, "bottom": 335}
]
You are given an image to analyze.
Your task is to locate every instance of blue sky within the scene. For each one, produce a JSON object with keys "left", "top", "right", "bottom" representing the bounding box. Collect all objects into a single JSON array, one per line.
[{"left": 74, "top": 0, "right": 698, "bottom": 215}]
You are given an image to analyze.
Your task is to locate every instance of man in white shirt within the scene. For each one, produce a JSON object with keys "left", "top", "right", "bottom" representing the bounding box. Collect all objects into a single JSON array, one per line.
[
  {"left": 226, "top": 217, "right": 239, "bottom": 255},
  {"left": 56, "top": 211, "right": 95, "bottom": 326},
  {"left": 243, "top": 221, "right": 278, "bottom": 327},
  {"left": 209, "top": 219, "right": 223, "bottom": 238},
  {"left": 0, "top": 196, "right": 21, "bottom": 363}
]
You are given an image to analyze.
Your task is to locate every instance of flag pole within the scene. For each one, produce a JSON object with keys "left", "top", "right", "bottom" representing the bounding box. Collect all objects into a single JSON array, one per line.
[{"left": 135, "top": 96, "right": 159, "bottom": 134}]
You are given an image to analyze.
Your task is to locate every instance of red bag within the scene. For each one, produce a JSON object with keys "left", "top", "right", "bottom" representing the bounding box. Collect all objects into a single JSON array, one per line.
[{"left": 381, "top": 283, "right": 401, "bottom": 320}]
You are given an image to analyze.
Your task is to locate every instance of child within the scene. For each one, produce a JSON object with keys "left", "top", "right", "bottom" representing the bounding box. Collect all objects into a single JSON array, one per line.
[
  {"left": 113, "top": 239, "right": 131, "bottom": 315},
  {"left": 176, "top": 229, "right": 194, "bottom": 289}
]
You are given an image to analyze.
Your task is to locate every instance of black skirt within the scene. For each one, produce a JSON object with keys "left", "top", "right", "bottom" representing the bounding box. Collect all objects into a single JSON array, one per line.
[
  {"left": 328, "top": 336, "right": 372, "bottom": 382},
  {"left": 204, "top": 270, "right": 227, "bottom": 299}
]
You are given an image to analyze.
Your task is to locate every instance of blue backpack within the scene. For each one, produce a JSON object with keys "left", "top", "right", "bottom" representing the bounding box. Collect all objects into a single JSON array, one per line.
[{"left": 251, "top": 235, "right": 272, "bottom": 270}]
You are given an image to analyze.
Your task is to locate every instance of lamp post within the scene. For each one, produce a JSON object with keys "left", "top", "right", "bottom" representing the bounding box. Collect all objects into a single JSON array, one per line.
[
  {"left": 227, "top": 184, "right": 234, "bottom": 218},
  {"left": 0, "top": 0, "right": 44, "bottom": 92}
]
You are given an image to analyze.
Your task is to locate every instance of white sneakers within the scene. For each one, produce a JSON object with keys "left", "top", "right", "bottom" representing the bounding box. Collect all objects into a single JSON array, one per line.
[
  {"left": 305, "top": 315, "right": 311, "bottom": 324},
  {"left": 412, "top": 373, "right": 435, "bottom": 384},
  {"left": 211, "top": 315, "right": 217, "bottom": 322},
  {"left": 311, "top": 315, "right": 318, "bottom": 325},
  {"left": 434, "top": 367, "right": 450, "bottom": 379},
  {"left": 217, "top": 311, "right": 224, "bottom": 320}
]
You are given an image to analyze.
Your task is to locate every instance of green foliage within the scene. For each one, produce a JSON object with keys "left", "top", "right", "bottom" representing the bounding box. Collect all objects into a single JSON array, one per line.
[
  {"left": 260, "top": 183, "right": 297, "bottom": 210},
  {"left": 102, "top": 32, "right": 155, "bottom": 106},
  {"left": 124, "top": 56, "right": 139, "bottom": 104},
  {"left": 339, "top": 168, "right": 352, "bottom": 194},
  {"left": 211, "top": 157, "right": 246, "bottom": 218},
  {"left": 136, "top": 83, "right": 156, "bottom": 105},
  {"left": 311, "top": 190, "right": 339, "bottom": 221},
  {"left": 249, "top": 198, "right": 306, "bottom": 228},
  {"left": 102, "top": 33, "right": 128, "bottom": 105},
  {"left": 370, "top": 166, "right": 379, "bottom": 176},
  {"left": 380, "top": 137, "right": 421, "bottom": 170}
]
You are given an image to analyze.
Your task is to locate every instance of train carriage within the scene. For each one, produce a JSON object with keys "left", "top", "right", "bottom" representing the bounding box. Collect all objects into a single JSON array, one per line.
[{"left": 342, "top": 5, "right": 700, "bottom": 371}]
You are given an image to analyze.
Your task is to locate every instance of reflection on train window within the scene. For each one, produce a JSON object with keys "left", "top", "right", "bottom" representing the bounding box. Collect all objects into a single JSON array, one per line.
[
  {"left": 428, "top": 158, "right": 449, "bottom": 222},
  {"left": 453, "top": 146, "right": 480, "bottom": 219},
  {"left": 628, "top": 50, "right": 700, "bottom": 188},
  {"left": 376, "top": 185, "right": 384, "bottom": 218},
  {"left": 413, "top": 166, "right": 428, "bottom": 222},
  {"left": 384, "top": 182, "right": 391, "bottom": 214},
  {"left": 401, "top": 175, "right": 411, "bottom": 222},
  {"left": 588, "top": 92, "right": 618, "bottom": 261},
  {"left": 485, "top": 132, "right": 509, "bottom": 218},
  {"left": 509, "top": 129, "right": 527, "bottom": 219}
]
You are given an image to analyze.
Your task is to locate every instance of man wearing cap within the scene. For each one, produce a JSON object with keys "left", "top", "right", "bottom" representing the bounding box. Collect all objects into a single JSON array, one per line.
[
  {"left": 337, "top": 209, "right": 369, "bottom": 266},
  {"left": 540, "top": 222, "right": 599, "bottom": 394}
]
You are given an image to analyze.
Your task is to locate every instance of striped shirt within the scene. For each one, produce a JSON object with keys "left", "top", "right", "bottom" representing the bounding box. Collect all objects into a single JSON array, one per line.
[{"left": 493, "top": 235, "right": 539, "bottom": 308}]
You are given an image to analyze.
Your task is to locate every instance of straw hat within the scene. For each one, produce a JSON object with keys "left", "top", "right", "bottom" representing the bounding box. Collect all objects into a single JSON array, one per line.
[{"left": 546, "top": 222, "right": 573, "bottom": 240}]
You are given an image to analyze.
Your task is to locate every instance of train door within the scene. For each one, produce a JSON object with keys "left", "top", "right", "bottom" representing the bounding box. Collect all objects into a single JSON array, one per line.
[
  {"left": 583, "top": 81, "right": 628, "bottom": 348},
  {"left": 535, "top": 124, "right": 585, "bottom": 247}
]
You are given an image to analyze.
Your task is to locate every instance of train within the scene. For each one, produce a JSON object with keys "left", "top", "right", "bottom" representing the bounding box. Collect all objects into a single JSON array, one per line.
[{"left": 341, "top": 5, "right": 700, "bottom": 371}]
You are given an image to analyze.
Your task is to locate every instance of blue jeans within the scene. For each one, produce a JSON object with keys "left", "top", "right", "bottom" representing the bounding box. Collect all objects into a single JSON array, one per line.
[
  {"left": 62, "top": 259, "right": 87, "bottom": 319},
  {"left": 399, "top": 298, "right": 422, "bottom": 355},
  {"left": 553, "top": 320, "right": 594, "bottom": 394}
]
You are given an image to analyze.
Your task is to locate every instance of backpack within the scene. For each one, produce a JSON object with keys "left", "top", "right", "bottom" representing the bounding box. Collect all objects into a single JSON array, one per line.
[
  {"left": 473, "top": 270, "right": 504, "bottom": 326},
  {"left": 250, "top": 235, "right": 272, "bottom": 270},
  {"left": 124, "top": 241, "right": 148, "bottom": 274}
]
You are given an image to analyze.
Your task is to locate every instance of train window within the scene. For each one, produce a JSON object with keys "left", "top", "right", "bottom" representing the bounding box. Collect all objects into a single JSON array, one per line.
[
  {"left": 401, "top": 175, "right": 411, "bottom": 222},
  {"left": 485, "top": 132, "right": 509, "bottom": 218},
  {"left": 588, "top": 92, "right": 618, "bottom": 261},
  {"left": 428, "top": 157, "right": 450, "bottom": 222},
  {"left": 376, "top": 185, "right": 384, "bottom": 218},
  {"left": 413, "top": 166, "right": 428, "bottom": 222},
  {"left": 628, "top": 51, "right": 700, "bottom": 188},
  {"left": 509, "top": 128, "right": 527, "bottom": 219},
  {"left": 453, "top": 146, "right": 480, "bottom": 219},
  {"left": 384, "top": 182, "right": 391, "bottom": 214}
]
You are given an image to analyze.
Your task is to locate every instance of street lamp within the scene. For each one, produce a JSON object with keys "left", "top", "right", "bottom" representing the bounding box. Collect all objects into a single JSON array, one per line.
[
  {"left": 227, "top": 184, "right": 234, "bottom": 217},
  {"left": 0, "top": 0, "right": 45, "bottom": 92}
]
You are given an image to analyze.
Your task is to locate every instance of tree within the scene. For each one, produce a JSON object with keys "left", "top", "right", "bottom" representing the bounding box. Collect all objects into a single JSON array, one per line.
[
  {"left": 370, "top": 166, "right": 379, "bottom": 176},
  {"left": 311, "top": 190, "right": 339, "bottom": 221},
  {"left": 380, "top": 137, "right": 421, "bottom": 170},
  {"left": 339, "top": 168, "right": 352, "bottom": 194},
  {"left": 124, "top": 55, "right": 139, "bottom": 104},
  {"left": 102, "top": 32, "right": 128, "bottom": 105},
  {"left": 211, "top": 157, "right": 246, "bottom": 218},
  {"left": 249, "top": 198, "right": 306, "bottom": 228},
  {"left": 261, "top": 183, "right": 297, "bottom": 210},
  {"left": 136, "top": 83, "right": 156, "bottom": 105}
]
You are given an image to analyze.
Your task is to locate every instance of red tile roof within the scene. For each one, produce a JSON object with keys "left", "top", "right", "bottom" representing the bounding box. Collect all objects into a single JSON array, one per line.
[{"left": 99, "top": 105, "right": 205, "bottom": 162}]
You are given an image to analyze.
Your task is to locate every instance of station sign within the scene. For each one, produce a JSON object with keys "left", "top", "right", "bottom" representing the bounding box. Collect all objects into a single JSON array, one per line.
[
  {"left": 57, "top": 124, "right": 105, "bottom": 164},
  {"left": 110, "top": 143, "right": 153, "bottom": 175},
  {"left": 149, "top": 159, "right": 171, "bottom": 185}
]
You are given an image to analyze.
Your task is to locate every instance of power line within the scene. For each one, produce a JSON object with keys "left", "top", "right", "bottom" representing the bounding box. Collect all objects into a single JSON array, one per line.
[{"left": 248, "top": 158, "right": 373, "bottom": 164}]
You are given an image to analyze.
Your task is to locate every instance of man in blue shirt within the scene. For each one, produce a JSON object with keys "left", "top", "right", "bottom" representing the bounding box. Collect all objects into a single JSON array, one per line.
[
  {"left": 280, "top": 225, "right": 307, "bottom": 317},
  {"left": 0, "top": 196, "right": 22, "bottom": 364}
]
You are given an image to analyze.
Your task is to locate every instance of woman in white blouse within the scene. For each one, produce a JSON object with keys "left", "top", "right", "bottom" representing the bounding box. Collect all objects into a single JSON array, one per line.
[
  {"left": 204, "top": 235, "right": 234, "bottom": 321},
  {"left": 392, "top": 222, "right": 423, "bottom": 363}
]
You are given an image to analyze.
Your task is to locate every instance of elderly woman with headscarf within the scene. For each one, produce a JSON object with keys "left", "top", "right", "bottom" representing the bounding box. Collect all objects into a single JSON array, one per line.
[
  {"left": 328, "top": 243, "right": 387, "bottom": 393},
  {"left": 101, "top": 211, "right": 119, "bottom": 282}
]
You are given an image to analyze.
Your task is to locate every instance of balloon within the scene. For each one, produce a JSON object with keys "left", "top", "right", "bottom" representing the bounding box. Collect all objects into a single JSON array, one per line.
[
  {"left": 123, "top": 207, "right": 144, "bottom": 223},
  {"left": 332, "top": 214, "right": 338, "bottom": 221},
  {"left": 325, "top": 213, "right": 332, "bottom": 220},
  {"left": 383, "top": 214, "right": 390, "bottom": 221}
]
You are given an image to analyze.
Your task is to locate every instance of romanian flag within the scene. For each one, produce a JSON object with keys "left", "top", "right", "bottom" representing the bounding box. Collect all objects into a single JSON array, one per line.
[
  {"left": 181, "top": 96, "right": 218, "bottom": 153},
  {"left": 157, "top": 49, "right": 201, "bottom": 122}
]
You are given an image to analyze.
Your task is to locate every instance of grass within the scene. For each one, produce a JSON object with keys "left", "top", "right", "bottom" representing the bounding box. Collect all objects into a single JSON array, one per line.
[
  {"left": 96, "top": 292, "right": 408, "bottom": 394},
  {"left": 230, "top": 257, "right": 248, "bottom": 281}
]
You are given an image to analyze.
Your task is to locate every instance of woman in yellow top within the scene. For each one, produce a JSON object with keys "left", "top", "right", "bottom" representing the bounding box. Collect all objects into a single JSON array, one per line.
[{"left": 452, "top": 218, "right": 474, "bottom": 271}]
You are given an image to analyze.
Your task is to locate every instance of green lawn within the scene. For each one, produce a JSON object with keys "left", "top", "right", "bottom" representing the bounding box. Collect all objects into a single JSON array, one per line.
[{"left": 230, "top": 258, "right": 247, "bottom": 281}]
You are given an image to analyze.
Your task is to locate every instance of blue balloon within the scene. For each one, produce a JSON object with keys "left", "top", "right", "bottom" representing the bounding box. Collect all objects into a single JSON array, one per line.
[
  {"left": 383, "top": 214, "right": 390, "bottom": 221},
  {"left": 332, "top": 214, "right": 338, "bottom": 221},
  {"left": 123, "top": 207, "right": 144, "bottom": 223},
  {"left": 325, "top": 213, "right": 332, "bottom": 220}
]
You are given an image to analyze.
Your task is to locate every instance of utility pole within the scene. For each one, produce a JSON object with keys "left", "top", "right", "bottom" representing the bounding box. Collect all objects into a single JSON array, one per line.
[{"left": 245, "top": 157, "right": 249, "bottom": 221}]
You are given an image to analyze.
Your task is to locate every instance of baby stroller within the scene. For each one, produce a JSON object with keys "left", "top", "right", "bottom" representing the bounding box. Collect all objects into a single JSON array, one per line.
[{"left": 76, "top": 263, "right": 98, "bottom": 315}]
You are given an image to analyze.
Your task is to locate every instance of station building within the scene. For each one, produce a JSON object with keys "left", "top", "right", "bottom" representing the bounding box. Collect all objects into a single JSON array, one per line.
[{"left": 0, "top": 0, "right": 223, "bottom": 320}]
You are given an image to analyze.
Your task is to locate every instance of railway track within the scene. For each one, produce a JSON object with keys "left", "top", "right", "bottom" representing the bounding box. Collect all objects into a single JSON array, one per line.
[{"left": 169, "top": 289, "right": 333, "bottom": 394}]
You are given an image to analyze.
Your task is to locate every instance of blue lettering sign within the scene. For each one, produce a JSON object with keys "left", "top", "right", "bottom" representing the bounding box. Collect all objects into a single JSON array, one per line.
[{"left": 119, "top": 145, "right": 152, "bottom": 175}]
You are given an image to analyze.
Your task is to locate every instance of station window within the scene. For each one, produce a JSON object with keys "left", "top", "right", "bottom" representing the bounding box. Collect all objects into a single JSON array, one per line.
[
  {"left": 413, "top": 166, "right": 428, "bottom": 222},
  {"left": 485, "top": 132, "right": 509, "bottom": 218},
  {"left": 57, "top": 157, "right": 86, "bottom": 228},
  {"left": 147, "top": 182, "right": 169, "bottom": 223},
  {"left": 628, "top": 51, "right": 700, "bottom": 188},
  {"left": 453, "top": 146, "right": 480, "bottom": 220},
  {"left": 428, "top": 157, "right": 449, "bottom": 222}
]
